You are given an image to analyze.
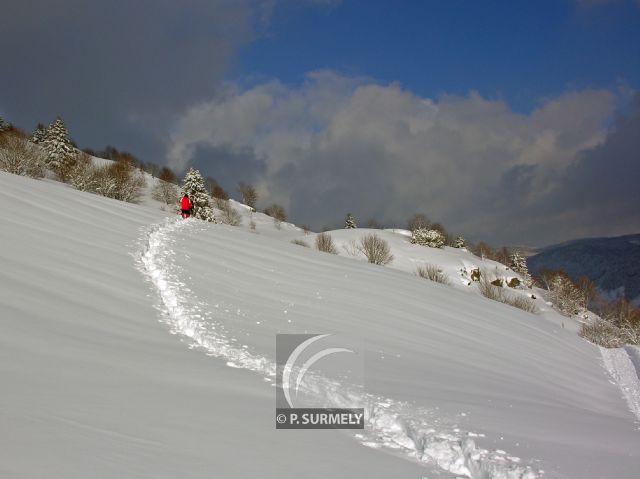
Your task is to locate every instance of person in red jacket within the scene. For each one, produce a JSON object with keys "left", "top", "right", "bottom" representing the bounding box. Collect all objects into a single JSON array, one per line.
[{"left": 180, "top": 194, "right": 193, "bottom": 218}]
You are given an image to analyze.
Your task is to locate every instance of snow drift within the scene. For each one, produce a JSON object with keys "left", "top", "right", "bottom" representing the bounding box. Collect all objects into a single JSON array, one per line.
[{"left": 1, "top": 171, "right": 639, "bottom": 478}]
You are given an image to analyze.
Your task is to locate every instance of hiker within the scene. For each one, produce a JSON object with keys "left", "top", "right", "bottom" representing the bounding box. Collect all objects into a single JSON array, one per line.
[{"left": 181, "top": 194, "right": 193, "bottom": 218}]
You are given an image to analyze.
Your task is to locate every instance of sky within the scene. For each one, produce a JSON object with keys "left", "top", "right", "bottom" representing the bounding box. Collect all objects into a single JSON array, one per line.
[{"left": 1, "top": 0, "right": 639, "bottom": 246}]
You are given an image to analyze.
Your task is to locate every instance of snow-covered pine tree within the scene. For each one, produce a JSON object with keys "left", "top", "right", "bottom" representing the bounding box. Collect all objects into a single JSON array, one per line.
[
  {"left": 411, "top": 228, "right": 446, "bottom": 248},
  {"left": 30, "top": 123, "right": 47, "bottom": 144},
  {"left": 181, "top": 168, "right": 216, "bottom": 222},
  {"left": 42, "top": 117, "right": 76, "bottom": 172},
  {"left": 453, "top": 236, "right": 466, "bottom": 248},
  {"left": 508, "top": 250, "right": 533, "bottom": 287},
  {"left": 549, "top": 274, "right": 582, "bottom": 316},
  {"left": 344, "top": 213, "right": 357, "bottom": 229}
]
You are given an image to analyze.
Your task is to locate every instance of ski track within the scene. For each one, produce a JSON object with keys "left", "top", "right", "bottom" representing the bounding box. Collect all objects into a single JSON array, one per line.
[
  {"left": 135, "top": 218, "right": 540, "bottom": 479},
  {"left": 600, "top": 347, "right": 640, "bottom": 424}
]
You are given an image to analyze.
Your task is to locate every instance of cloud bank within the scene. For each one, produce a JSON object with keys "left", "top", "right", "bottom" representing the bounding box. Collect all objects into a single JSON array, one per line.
[{"left": 168, "top": 71, "right": 638, "bottom": 246}]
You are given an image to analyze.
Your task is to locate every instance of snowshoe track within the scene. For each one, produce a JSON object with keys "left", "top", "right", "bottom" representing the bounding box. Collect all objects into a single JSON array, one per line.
[{"left": 135, "top": 218, "right": 541, "bottom": 479}]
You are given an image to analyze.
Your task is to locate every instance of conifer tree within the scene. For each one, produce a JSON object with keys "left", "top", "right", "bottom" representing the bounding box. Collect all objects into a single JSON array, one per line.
[
  {"left": 344, "top": 213, "right": 357, "bottom": 229},
  {"left": 30, "top": 123, "right": 47, "bottom": 144},
  {"left": 42, "top": 117, "right": 76, "bottom": 172},
  {"left": 453, "top": 236, "right": 466, "bottom": 248},
  {"left": 509, "top": 250, "right": 533, "bottom": 287},
  {"left": 181, "top": 168, "right": 216, "bottom": 222}
]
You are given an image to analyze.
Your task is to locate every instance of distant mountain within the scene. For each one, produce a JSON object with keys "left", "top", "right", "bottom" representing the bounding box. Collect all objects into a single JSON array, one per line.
[{"left": 527, "top": 234, "right": 640, "bottom": 305}]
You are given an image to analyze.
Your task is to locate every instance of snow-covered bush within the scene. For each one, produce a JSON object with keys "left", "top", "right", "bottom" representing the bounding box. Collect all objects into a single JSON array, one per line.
[
  {"left": 359, "top": 233, "right": 393, "bottom": 265},
  {"left": 411, "top": 228, "right": 446, "bottom": 248},
  {"left": 291, "top": 239, "right": 309, "bottom": 247},
  {"left": 182, "top": 168, "right": 216, "bottom": 222},
  {"left": 581, "top": 320, "right": 627, "bottom": 348},
  {"left": 91, "top": 158, "right": 145, "bottom": 203},
  {"left": 0, "top": 134, "right": 45, "bottom": 178},
  {"left": 109, "top": 157, "right": 146, "bottom": 202},
  {"left": 344, "top": 213, "right": 357, "bottom": 229},
  {"left": 315, "top": 232, "right": 337, "bottom": 254},
  {"left": 416, "top": 264, "right": 450, "bottom": 285},
  {"left": 67, "top": 153, "right": 95, "bottom": 191},
  {"left": 581, "top": 298, "right": 640, "bottom": 347},
  {"left": 218, "top": 200, "right": 242, "bottom": 226},
  {"left": 42, "top": 117, "right": 77, "bottom": 174},
  {"left": 152, "top": 180, "right": 179, "bottom": 205},
  {"left": 453, "top": 236, "right": 466, "bottom": 248},
  {"left": 546, "top": 273, "right": 582, "bottom": 317}
]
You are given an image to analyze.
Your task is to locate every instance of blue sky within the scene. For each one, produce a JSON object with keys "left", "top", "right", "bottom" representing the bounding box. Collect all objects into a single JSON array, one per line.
[
  {"left": 236, "top": 0, "right": 640, "bottom": 112},
  {"left": 2, "top": 0, "right": 639, "bottom": 245}
]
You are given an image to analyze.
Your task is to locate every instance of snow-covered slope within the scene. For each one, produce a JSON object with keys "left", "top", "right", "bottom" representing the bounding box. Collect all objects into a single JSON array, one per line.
[{"left": 1, "top": 171, "right": 639, "bottom": 478}]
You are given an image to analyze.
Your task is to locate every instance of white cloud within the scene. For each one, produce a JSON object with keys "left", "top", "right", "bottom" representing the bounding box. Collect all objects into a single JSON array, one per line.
[{"left": 168, "top": 71, "right": 620, "bottom": 245}]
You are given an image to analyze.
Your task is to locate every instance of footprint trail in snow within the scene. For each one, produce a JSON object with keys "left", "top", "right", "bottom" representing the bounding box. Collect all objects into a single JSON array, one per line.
[{"left": 136, "top": 218, "right": 540, "bottom": 479}]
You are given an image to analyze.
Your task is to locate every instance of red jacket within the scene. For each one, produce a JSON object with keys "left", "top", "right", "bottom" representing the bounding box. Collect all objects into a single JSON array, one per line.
[{"left": 181, "top": 197, "right": 193, "bottom": 210}]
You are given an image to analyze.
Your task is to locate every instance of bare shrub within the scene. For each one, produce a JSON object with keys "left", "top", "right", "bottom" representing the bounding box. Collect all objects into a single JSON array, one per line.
[
  {"left": 238, "top": 182, "right": 257, "bottom": 209},
  {"left": 212, "top": 184, "right": 229, "bottom": 201},
  {"left": 67, "top": 153, "right": 95, "bottom": 191},
  {"left": 291, "top": 239, "right": 309, "bottom": 247},
  {"left": 581, "top": 320, "right": 625, "bottom": 348},
  {"left": 416, "top": 264, "right": 450, "bottom": 285},
  {"left": 264, "top": 203, "right": 287, "bottom": 223},
  {"left": 358, "top": 233, "right": 394, "bottom": 265},
  {"left": 478, "top": 273, "right": 537, "bottom": 313},
  {"left": 315, "top": 232, "right": 337, "bottom": 254},
  {"left": 478, "top": 275, "right": 505, "bottom": 301},
  {"left": 508, "top": 295, "right": 537, "bottom": 314},
  {"left": 213, "top": 196, "right": 227, "bottom": 210},
  {"left": 152, "top": 179, "right": 179, "bottom": 205},
  {"left": 582, "top": 298, "right": 640, "bottom": 347},
  {"left": 581, "top": 319, "right": 640, "bottom": 348},
  {"left": 110, "top": 157, "right": 146, "bottom": 202},
  {"left": 472, "top": 241, "right": 496, "bottom": 261},
  {"left": 0, "top": 134, "right": 45, "bottom": 178},
  {"left": 407, "top": 213, "right": 429, "bottom": 232},
  {"left": 158, "top": 166, "right": 178, "bottom": 184},
  {"left": 91, "top": 157, "right": 145, "bottom": 203},
  {"left": 219, "top": 200, "right": 242, "bottom": 226}
]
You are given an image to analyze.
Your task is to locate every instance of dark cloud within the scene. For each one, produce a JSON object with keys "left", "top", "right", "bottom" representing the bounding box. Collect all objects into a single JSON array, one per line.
[
  {"left": 0, "top": 1, "right": 256, "bottom": 159},
  {"left": 190, "top": 144, "right": 267, "bottom": 190},
  {"left": 530, "top": 93, "right": 640, "bottom": 243}
]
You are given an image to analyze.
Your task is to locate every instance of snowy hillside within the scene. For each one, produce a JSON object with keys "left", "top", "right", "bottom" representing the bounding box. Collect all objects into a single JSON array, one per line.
[
  {"left": 1, "top": 171, "right": 639, "bottom": 479},
  {"left": 528, "top": 234, "right": 640, "bottom": 306}
]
